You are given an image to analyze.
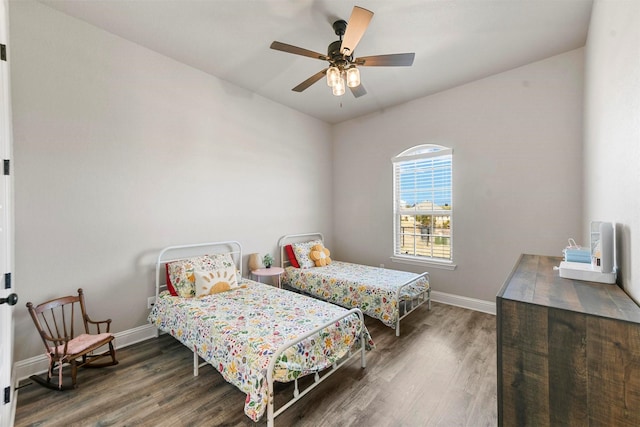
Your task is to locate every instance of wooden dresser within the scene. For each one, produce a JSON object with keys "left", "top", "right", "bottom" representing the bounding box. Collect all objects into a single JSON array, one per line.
[{"left": 496, "top": 254, "right": 640, "bottom": 426}]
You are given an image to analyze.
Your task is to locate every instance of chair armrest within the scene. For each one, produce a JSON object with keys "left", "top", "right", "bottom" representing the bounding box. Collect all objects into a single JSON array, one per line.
[{"left": 84, "top": 315, "right": 112, "bottom": 333}]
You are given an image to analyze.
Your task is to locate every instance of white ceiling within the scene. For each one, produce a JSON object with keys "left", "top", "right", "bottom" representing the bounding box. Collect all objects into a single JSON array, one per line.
[{"left": 36, "top": 0, "right": 593, "bottom": 124}]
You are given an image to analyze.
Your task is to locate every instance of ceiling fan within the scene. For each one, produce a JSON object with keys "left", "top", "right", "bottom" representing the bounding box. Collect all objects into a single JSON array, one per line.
[{"left": 270, "top": 6, "right": 415, "bottom": 98}]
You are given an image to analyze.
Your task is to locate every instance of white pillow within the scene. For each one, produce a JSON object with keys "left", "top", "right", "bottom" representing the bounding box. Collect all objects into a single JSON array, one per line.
[
  {"left": 195, "top": 267, "right": 239, "bottom": 297},
  {"left": 292, "top": 239, "right": 323, "bottom": 269}
]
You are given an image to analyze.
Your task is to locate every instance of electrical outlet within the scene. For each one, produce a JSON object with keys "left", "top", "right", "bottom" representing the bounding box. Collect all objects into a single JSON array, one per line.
[{"left": 147, "top": 296, "right": 155, "bottom": 309}]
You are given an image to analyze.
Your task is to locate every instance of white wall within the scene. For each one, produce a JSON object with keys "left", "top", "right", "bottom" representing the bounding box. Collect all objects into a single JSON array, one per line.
[
  {"left": 584, "top": 0, "right": 640, "bottom": 303},
  {"left": 333, "top": 49, "right": 585, "bottom": 302},
  {"left": 10, "top": 1, "right": 333, "bottom": 361}
]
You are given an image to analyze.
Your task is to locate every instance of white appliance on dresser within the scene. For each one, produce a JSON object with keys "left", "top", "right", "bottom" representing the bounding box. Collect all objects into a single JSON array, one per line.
[{"left": 558, "top": 221, "right": 616, "bottom": 284}]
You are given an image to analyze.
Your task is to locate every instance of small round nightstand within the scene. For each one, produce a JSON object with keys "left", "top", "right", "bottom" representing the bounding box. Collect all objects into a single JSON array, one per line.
[{"left": 251, "top": 266, "right": 285, "bottom": 288}]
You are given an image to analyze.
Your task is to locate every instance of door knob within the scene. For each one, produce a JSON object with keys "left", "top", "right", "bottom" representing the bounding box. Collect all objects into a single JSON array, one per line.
[{"left": 0, "top": 293, "right": 18, "bottom": 306}]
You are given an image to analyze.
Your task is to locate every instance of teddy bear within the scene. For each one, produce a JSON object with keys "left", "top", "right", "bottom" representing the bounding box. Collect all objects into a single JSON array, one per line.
[{"left": 309, "top": 244, "right": 331, "bottom": 267}]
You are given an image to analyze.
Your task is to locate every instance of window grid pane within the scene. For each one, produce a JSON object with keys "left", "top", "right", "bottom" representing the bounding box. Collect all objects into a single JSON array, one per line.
[{"left": 396, "top": 214, "right": 451, "bottom": 260}]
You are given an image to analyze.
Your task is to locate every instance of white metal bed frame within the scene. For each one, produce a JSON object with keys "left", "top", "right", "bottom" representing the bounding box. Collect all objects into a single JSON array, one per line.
[
  {"left": 278, "top": 232, "right": 431, "bottom": 336},
  {"left": 151, "top": 241, "right": 367, "bottom": 427}
]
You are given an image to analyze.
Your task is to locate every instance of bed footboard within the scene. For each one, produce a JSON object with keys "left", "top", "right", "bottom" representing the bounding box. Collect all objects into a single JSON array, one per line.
[
  {"left": 265, "top": 308, "right": 366, "bottom": 427},
  {"left": 189, "top": 308, "right": 366, "bottom": 426},
  {"left": 395, "top": 272, "right": 431, "bottom": 336}
]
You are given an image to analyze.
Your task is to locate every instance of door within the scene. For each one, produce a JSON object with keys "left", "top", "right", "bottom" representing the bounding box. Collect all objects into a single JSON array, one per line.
[{"left": 0, "top": 0, "right": 16, "bottom": 425}]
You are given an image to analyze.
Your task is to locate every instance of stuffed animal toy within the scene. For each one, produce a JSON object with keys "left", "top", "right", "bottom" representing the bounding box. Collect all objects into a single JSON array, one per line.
[{"left": 309, "top": 244, "right": 331, "bottom": 267}]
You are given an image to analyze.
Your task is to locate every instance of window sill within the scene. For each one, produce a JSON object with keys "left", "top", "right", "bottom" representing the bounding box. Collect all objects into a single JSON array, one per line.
[{"left": 390, "top": 256, "right": 457, "bottom": 271}]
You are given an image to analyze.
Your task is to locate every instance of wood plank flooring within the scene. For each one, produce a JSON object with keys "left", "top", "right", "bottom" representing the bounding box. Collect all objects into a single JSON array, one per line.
[{"left": 14, "top": 302, "right": 497, "bottom": 427}]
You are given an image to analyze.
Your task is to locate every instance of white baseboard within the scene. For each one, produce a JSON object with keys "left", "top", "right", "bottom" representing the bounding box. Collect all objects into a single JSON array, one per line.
[
  {"left": 431, "top": 290, "right": 496, "bottom": 315},
  {"left": 14, "top": 323, "right": 158, "bottom": 385}
]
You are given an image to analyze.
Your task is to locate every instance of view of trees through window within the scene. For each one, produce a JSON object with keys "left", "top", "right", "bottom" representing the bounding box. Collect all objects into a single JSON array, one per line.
[{"left": 393, "top": 145, "right": 452, "bottom": 261}]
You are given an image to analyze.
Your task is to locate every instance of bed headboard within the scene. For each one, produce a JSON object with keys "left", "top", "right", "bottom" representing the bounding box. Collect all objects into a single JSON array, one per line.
[
  {"left": 154, "top": 241, "right": 242, "bottom": 298},
  {"left": 278, "top": 233, "right": 324, "bottom": 268}
]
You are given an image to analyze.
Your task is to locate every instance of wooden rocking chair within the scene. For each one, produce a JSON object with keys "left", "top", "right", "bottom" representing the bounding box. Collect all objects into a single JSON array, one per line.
[{"left": 26, "top": 288, "right": 118, "bottom": 390}]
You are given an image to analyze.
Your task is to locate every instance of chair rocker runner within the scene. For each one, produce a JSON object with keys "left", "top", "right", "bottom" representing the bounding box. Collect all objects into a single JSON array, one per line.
[{"left": 26, "top": 288, "right": 118, "bottom": 390}]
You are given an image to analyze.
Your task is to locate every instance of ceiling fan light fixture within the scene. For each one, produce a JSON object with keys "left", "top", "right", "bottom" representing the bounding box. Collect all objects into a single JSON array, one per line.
[
  {"left": 332, "top": 75, "right": 346, "bottom": 96},
  {"left": 327, "top": 66, "right": 340, "bottom": 87},
  {"left": 346, "top": 66, "right": 360, "bottom": 88}
]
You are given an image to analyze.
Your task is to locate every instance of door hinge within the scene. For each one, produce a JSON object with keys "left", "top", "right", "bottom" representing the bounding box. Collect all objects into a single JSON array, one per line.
[
  {"left": 0, "top": 44, "right": 6, "bottom": 61},
  {"left": 3, "top": 159, "right": 9, "bottom": 176},
  {"left": 4, "top": 272, "right": 10, "bottom": 290},
  {"left": 3, "top": 386, "right": 9, "bottom": 404}
]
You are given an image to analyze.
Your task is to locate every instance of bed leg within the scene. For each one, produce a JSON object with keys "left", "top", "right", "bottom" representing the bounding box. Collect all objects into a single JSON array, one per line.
[
  {"left": 396, "top": 320, "right": 400, "bottom": 337},
  {"left": 267, "top": 381, "right": 275, "bottom": 427},
  {"left": 360, "top": 331, "right": 366, "bottom": 369},
  {"left": 193, "top": 348, "right": 199, "bottom": 377}
]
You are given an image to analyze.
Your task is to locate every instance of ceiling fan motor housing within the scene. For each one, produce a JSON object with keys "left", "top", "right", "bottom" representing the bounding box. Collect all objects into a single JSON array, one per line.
[
  {"left": 328, "top": 40, "right": 347, "bottom": 64},
  {"left": 329, "top": 20, "right": 350, "bottom": 65},
  {"left": 332, "top": 19, "right": 347, "bottom": 37}
]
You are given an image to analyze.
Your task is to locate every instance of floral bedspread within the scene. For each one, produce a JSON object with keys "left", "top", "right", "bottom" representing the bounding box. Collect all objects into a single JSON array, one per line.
[
  {"left": 147, "top": 280, "right": 373, "bottom": 422},
  {"left": 282, "top": 261, "right": 429, "bottom": 328}
]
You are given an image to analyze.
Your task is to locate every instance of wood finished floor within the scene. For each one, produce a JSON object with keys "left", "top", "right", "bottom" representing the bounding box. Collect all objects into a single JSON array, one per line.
[{"left": 15, "top": 302, "right": 497, "bottom": 427}]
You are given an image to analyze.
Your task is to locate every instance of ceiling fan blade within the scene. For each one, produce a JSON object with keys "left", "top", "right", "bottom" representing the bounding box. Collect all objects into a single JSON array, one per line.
[
  {"left": 355, "top": 53, "right": 415, "bottom": 67},
  {"left": 340, "top": 6, "right": 374, "bottom": 56},
  {"left": 349, "top": 83, "right": 367, "bottom": 98},
  {"left": 270, "top": 41, "right": 329, "bottom": 61},
  {"left": 292, "top": 69, "right": 328, "bottom": 92}
]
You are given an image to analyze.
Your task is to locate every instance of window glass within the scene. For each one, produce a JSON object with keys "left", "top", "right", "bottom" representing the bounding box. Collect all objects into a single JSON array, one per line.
[{"left": 393, "top": 145, "right": 453, "bottom": 262}]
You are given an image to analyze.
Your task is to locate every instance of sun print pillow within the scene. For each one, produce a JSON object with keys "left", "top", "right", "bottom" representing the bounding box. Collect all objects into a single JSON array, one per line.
[
  {"left": 195, "top": 267, "right": 240, "bottom": 297},
  {"left": 167, "top": 253, "right": 237, "bottom": 298}
]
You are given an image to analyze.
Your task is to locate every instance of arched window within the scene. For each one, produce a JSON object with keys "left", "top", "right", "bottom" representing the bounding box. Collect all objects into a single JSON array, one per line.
[{"left": 392, "top": 144, "right": 453, "bottom": 265}]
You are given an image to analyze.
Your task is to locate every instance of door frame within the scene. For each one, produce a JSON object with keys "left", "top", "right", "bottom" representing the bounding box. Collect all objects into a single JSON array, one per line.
[{"left": 0, "top": 0, "right": 16, "bottom": 424}]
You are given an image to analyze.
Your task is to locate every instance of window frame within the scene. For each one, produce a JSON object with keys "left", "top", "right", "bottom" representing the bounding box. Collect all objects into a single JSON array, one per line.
[{"left": 391, "top": 144, "right": 456, "bottom": 270}]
